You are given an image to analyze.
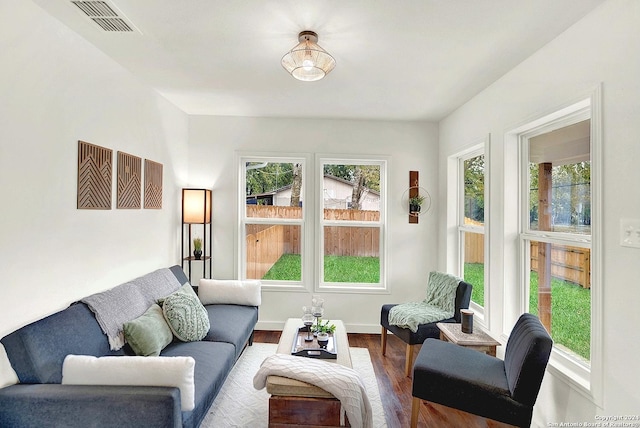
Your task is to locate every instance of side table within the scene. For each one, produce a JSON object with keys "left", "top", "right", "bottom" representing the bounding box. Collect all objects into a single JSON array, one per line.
[{"left": 436, "top": 322, "right": 501, "bottom": 356}]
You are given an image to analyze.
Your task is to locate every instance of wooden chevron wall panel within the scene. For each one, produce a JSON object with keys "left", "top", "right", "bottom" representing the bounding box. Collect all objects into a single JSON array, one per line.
[
  {"left": 144, "top": 159, "right": 163, "bottom": 209},
  {"left": 117, "top": 151, "right": 142, "bottom": 209},
  {"left": 77, "top": 141, "right": 112, "bottom": 209}
]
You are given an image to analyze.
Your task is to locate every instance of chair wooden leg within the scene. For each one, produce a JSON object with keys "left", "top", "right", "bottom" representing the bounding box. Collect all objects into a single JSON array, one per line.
[
  {"left": 381, "top": 327, "right": 387, "bottom": 355},
  {"left": 405, "top": 344, "right": 415, "bottom": 377},
  {"left": 410, "top": 397, "right": 421, "bottom": 428}
]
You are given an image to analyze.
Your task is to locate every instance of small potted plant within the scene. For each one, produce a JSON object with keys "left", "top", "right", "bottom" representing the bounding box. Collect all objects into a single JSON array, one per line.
[
  {"left": 313, "top": 319, "right": 336, "bottom": 347},
  {"left": 193, "top": 238, "right": 203, "bottom": 260},
  {"left": 312, "top": 319, "right": 336, "bottom": 334},
  {"left": 409, "top": 195, "right": 426, "bottom": 215}
]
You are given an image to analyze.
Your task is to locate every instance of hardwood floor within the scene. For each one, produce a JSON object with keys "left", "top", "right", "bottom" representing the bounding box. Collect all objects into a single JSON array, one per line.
[{"left": 252, "top": 330, "right": 514, "bottom": 428}]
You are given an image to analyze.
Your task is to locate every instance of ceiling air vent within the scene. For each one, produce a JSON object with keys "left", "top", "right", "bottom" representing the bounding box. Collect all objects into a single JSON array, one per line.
[{"left": 71, "top": 1, "right": 136, "bottom": 32}]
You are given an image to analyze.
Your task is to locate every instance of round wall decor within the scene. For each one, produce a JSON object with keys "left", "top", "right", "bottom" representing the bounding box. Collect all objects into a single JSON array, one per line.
[{"left": 401, "top": 186, "right": 431, "bottom": 217}]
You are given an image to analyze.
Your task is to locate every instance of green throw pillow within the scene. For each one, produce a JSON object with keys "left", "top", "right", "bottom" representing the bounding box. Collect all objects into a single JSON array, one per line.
[
  {"left": 162, "top": 283, "right": 210, "bottom": 342},
  {"left": 123, "top": 304, "right": 173, "bottom": 356}
]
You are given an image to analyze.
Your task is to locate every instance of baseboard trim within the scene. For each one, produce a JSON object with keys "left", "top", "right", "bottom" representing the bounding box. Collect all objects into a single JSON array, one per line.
[{"left": 256, "top": 320, "right": 385, "bottom": 334}]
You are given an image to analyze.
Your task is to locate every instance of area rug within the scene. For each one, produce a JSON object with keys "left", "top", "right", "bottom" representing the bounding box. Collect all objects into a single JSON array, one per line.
[{"left": 201, "top": 343, "right": 387, "bottom": 427}]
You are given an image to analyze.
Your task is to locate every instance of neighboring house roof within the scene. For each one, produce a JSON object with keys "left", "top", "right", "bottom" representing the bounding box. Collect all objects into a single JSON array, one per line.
[{"left": 246, "top": 174, "right": 380, "bottom": 199}]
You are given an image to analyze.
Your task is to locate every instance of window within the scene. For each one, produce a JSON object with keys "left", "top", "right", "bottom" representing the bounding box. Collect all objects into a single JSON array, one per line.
[
  {"left": 240, "top": 156, "right": 308, "bottom": 289},
  {"left": 317, "top": 156, "right": 387, "bottom": 292},
  {"left": 450, "top": 143, "right": 488, "bottom": 315},
  {"left": 508, "top": 91, "right": 602, "bottom": 401},
  {"left": 239, "top": 153, "right": 388, "bottom": 293},
  {"left": 522, "top": 117, "right": 592, "bottom": 362},
  {"left": 459, "top": 152, "right": 486, "bottom": 310}
]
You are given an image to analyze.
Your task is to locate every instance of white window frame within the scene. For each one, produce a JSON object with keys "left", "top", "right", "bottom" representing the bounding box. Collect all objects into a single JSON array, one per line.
[
  {"left": 237, "top": 153, "right": 312, "bottom": 292},
  {"left": 448, "top": 140, "right": 489, "bottom": 324},
  {"left": 458, "top": 147, "right": 488, "bottom": 317},
  {"left": 505, "top": 88, "right": 603, "bottom": 405},
  {"left": 315, "top": 154, "right": 389, "bottom": 293}
]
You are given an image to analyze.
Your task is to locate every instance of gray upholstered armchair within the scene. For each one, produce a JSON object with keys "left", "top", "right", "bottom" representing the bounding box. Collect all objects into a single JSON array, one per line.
[
  {"left": 380, "top": 276, "right": 472, "bottom": 377},
  {"left": 410, "top": 313, "right": 552, "bottom": 427}
]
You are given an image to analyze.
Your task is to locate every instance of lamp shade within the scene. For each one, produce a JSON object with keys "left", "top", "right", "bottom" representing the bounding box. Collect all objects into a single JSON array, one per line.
[
  {"left": 182, "top": 189, "right": 211, "bottom": 224},
  {"left": 281, "top": 31, "right": 336, "bottom": 82}
]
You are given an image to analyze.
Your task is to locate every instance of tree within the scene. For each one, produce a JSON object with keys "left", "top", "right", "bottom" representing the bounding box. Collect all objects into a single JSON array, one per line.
[
  {"left": 529, "top": 161, "right": 591, "bottom": 229},
  {"left": 290, "top": 163, "right": 302, "bottom": 207},
  {"left": 323, "top": 164, "right": 380, "bottom": 193},
  {"left": 464, "top": 155, "right": 485, "bottom": 222},
  {"left": 322, "top": 164, "right": 380, "bottom": 210},
  {"left": 245, "top": 162, "right": 294, "bottom": 196},
  {"left": 323, "top": 164, "right": 353, "bottom": 182},
  {"left": 350, "top": 166, "right": 366, "bottom": 210}
]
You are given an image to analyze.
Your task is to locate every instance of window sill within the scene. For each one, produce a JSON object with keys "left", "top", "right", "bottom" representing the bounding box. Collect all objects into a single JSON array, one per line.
[
  {"left": 315, "top": 283, "right": 389, "bottom": 294},
  {"left": 546, "top": 348, "right": 596, "bottom": 404},
  {"left": 260, "top": 282, "right": 308, "bottom": 292}
]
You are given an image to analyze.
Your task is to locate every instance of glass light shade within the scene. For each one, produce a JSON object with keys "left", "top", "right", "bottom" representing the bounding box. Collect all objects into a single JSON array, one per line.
[
  {"left": 282, "top": 31, "right": 336, "bottom": 82},
  {"left": 182, "top": 189, "right": 211, "bottom": 224}
]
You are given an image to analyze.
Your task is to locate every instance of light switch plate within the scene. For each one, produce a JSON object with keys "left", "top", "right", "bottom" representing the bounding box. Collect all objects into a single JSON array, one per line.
[{"left": 620, "top": 218, "right": 640, "bottom": 249}]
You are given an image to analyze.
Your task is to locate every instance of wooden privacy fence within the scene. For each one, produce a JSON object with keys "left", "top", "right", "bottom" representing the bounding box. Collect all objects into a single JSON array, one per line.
[
  {"left": 246, "top": 205, "right": 380, "bottom": 221},
  {"left": 464, "top": 232, "right": 591, "bottom": 289},
  {"left": 246, "top": 224, "right": 300, "bottom": 279},
  {"left": 247, "top": 205, "right": 302, "bottom": 219},
  {"left": 324, "top": 209, "right": 379, "bottom": 221},
  {"left": 530, "top": 242, "right": 590, "bottom": 289},
  {"left": 245, "top": 206, "right": 380, "bottom": 278},
  {"left": 324, "top": 225, "right": 379, "bottom": 257}
]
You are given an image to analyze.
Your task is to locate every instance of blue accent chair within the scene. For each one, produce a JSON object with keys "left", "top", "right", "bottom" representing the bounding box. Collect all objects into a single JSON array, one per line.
[
  {"left": 380, "top": 279, "right": 472, "bottom": 377},
  {"left": 410, "top": 313, "right": 552, "bottom": 427}
]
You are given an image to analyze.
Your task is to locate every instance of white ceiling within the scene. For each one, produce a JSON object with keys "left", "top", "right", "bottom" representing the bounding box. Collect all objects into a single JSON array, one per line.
[{"left": 32, "top": 0, "right": 605, "bottom": 121}]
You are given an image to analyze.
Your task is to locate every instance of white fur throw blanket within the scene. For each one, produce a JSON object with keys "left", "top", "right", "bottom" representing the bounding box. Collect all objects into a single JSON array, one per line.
[
  {"left": 388, "top": 271, "right": 461, "bottom": 332},
  {"left": 253, "top": 354, "right": 372, "bottom": 428},
  {"left": 82, "top": 268, "right": 182, "bottom": 350}
]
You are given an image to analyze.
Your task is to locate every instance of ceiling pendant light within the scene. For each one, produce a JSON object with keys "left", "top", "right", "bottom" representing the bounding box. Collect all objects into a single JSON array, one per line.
[{"left": 281, "top": 31, "right": 336, "bottom": 82}]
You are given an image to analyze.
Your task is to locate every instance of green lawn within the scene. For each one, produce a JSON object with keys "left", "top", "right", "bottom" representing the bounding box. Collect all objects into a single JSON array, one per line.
[
  {"left": 529, "top": 273, "right": 590, "bottom": 360},
  {"left": 262, "top": 254, "right": 301, "bottom": 281},
  {"left": 464, "top": 263, "right": 590, "bottom": 360},
  {"left": 464, "top": 263, "right": 485, "bottom": 305},
  {"left": 262, "top": 253, "right": 379, "bottom": 283},
  {"left": 323, "top": 255, "right": 379, "bottom": 283}
]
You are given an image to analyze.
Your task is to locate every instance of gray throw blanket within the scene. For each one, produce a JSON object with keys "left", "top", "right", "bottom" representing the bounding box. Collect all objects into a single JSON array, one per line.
[
  {"left": 388, "top": 271, "right": 461, "bottom": 332},
  {"left": 82, "top": 268, "right": 183, "bottom": 350}
]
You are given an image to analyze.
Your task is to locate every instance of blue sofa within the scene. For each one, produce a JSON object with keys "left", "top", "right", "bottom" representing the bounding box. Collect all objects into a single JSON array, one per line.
[{"left": 0, "top": 265, "right": 259, "bottom": 428}]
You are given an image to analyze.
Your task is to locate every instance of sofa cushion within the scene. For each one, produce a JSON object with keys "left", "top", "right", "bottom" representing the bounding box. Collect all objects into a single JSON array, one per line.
[
  {"left": 82, "top": 268, "right": 182, "bottom": 350},
  {"left": 0, "top": 344, "right": 18, "bottom": 388},
  {"left": 161, "top": 340, "right": 236, "bottom": 428},
  {"left": 162, "top": 284, "right": 210, "bottom": 342},
  {"left": 198, "top": 279, "right": 261, "bottom": 306},
  {"left": 169, "top": 265, "right": 189, "bottom": 285},
  {"left": 0, "top": 303, "right": 124, "bottom": 384},
  {"left": 62, "top": 354, "right": 195, "bottom": 411},
  {"left": 124, "top": 304, "right": 174, "bottom": 356},
  {"left": 203, "top": 304, "right": 258, "bottom": 359},
  {"left": 0, "top": 384, "right": 182, "bottom": 428}
]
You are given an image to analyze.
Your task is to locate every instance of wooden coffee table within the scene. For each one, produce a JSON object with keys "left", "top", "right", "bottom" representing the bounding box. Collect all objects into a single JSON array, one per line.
[
  {"left": 266, "top": 318, "right": 351, "bottom": 427},
  {"left": 436, "top": 322, "right": 501, "bottom": 356}
]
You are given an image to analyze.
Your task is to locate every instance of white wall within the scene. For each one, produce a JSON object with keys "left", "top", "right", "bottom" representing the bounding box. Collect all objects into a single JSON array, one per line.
[
  {"left": 438, "top": 0, "right": 640, "bottom": 424},
  {"left": 188, "top": 116, "right": 438, "bottom": 332},
  {"left": 0, "top": 0, "right": 189, "bottom": 342},
  {"left": 5, "top": 0, "right": 635, "bottom": 423}
]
